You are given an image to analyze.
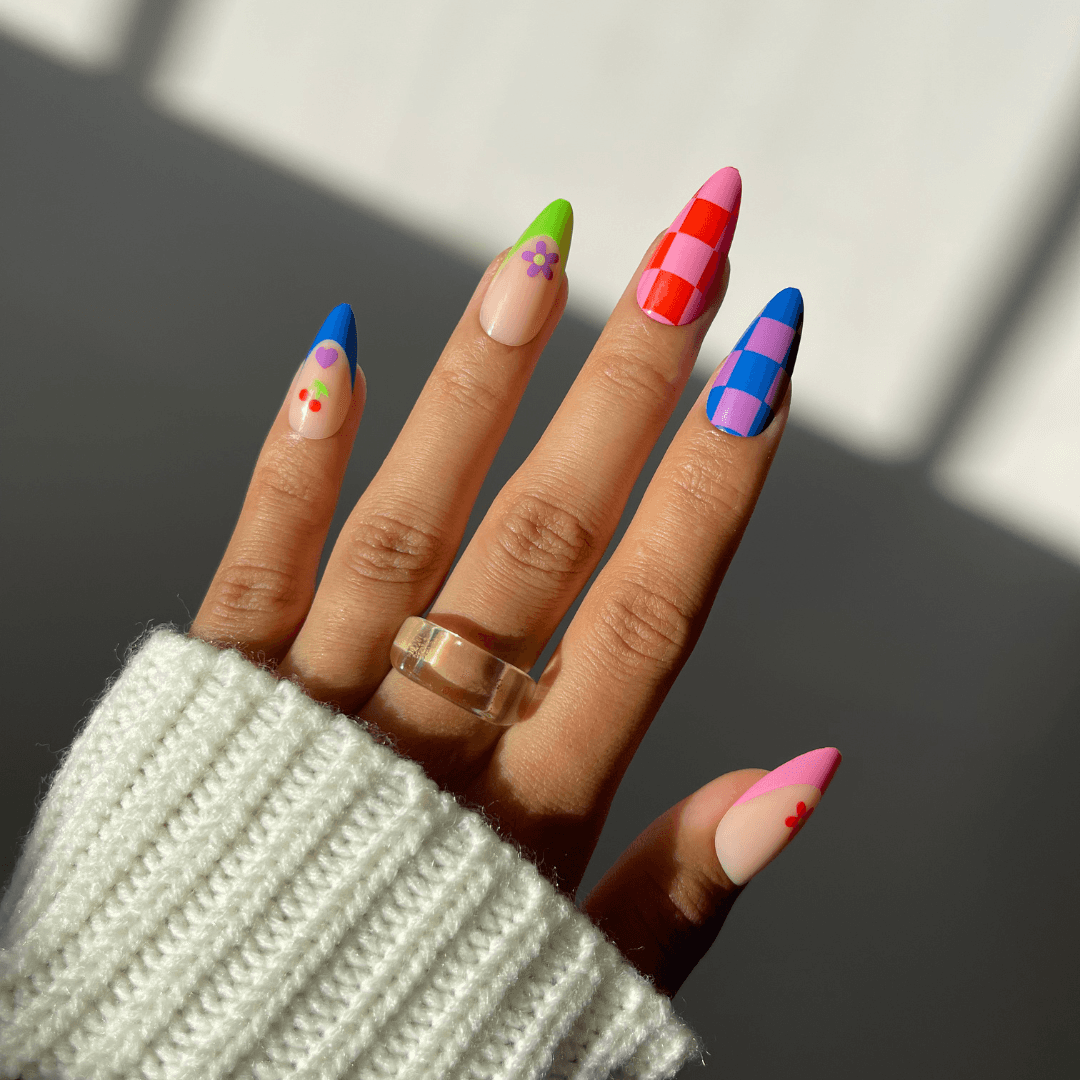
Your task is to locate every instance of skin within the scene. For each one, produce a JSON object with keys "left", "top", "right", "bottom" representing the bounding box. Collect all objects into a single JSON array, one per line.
[{"left": 192, "top": 235, "right": 791, "bottom": 998}]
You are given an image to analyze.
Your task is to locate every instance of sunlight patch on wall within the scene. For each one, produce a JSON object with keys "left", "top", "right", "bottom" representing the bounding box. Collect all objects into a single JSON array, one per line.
[
  {"left": 150, "top": 0, "right": 1080, "bottom": 464},
  {"left": 6, "top": 0, "right": 1078, "bottom": 566},
  {"left": 935, "top": 213, "right": 1080, "bottom": 566},
  {"left": 0, "top": 0, "right": 137, "bottom": 67}
]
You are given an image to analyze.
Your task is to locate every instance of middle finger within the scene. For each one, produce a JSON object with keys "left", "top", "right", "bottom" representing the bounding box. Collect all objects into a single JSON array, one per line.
[{"left": 366, "top": 167, "right": 741, "bottom": 766}]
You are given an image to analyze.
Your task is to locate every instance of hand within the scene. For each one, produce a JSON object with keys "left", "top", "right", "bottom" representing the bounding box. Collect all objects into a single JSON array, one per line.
[{"left": 190, "top": 170, "right": 838, "bottom": 997}]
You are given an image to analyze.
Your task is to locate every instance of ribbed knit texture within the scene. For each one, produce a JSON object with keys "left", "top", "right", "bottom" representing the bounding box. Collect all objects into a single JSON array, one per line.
[{"left": 0, "top": 629, "right": 702, "bottom": 1080}]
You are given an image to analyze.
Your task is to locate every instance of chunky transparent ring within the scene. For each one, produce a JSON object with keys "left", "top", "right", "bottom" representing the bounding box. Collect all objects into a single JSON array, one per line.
[{"left": 390, "top": 616, "right": 536, "bottom": 725}]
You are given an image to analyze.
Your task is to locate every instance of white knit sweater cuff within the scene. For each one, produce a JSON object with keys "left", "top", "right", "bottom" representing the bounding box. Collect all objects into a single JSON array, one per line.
[{"left": 0, "top": 628, "right": 702, "bottom": 1080}]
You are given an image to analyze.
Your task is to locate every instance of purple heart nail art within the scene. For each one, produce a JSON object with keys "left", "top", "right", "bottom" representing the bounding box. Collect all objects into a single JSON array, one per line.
[{"left": 315, "top": 345, "right": 338, "bottom": 368}]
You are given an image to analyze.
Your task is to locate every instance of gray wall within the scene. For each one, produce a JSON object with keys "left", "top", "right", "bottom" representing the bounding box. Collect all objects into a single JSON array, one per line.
[{"left": 2, "top": 17, "right": 1078, "bottom": 1078}]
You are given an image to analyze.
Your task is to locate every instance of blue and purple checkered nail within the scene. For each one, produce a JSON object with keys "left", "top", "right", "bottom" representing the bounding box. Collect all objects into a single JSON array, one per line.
[{"left": 705, "top": 288, "right": 803, "bottom": 437}]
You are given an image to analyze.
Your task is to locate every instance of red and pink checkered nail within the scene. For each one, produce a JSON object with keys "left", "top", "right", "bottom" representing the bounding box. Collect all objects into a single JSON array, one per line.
[{"left": 637, "top": 167, "right": 742, "bottom": 327}]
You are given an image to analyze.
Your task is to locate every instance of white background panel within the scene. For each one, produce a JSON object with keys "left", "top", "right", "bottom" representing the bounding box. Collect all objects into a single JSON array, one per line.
[{"left": 152, "top": 0, "right": 1080, "bottom": 460}]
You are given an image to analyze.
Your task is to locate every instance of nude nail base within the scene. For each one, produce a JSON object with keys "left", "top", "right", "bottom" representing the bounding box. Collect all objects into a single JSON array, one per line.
[
  {"left": 480, "top": 199, "right": 573, "bottom": 347},
  {"left": 714, "top": 747, "right": 841, "bottom": 885},
  {"left": 288, "top": 303, "right": 358, "bottom": 439}
]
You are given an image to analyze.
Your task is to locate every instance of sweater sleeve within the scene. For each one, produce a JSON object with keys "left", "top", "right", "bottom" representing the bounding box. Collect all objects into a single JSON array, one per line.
[{"left": 0, "top": 628, "right": 702, "bottom": 1080}]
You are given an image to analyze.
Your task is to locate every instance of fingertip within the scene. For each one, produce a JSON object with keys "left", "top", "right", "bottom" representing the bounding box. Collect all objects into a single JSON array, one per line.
[
  {"left": 637, "top": 166, "right": 741, "bottom": 327},
  {"left": 480, "top": 198, "right": 572, "bottom": 346},
  {"left": 703, "top": 287, "right": 802, "bottom": 438},
  {"left": 312, "top": 302, "right": 357, "bottom": 379},
  {"left": 714, "top": 747, "right": 842, "bottom": 886}
]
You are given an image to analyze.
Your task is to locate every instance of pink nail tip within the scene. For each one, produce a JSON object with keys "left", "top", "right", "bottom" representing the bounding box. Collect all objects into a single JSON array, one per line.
[
  {"left": 696, "top": 166, "right": 742, "bottom": 210},
  {"left": 731, "top": 747, "right": 841, "bottom": 809}
]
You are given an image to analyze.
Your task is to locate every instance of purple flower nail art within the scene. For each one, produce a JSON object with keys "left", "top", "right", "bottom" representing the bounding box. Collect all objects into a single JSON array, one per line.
[{"left": 521, "top": 239, "right": 560, "bottom": 281}]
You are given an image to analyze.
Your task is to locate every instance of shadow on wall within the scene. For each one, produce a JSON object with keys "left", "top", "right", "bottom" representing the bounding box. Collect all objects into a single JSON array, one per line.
[{"left": 1, "top": 21, "right": 1079, "bottom": 1080}]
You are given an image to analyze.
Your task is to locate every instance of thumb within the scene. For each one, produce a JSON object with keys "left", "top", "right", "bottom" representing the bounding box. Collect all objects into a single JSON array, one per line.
[{"left": 579, "top": 747, "right": 841, "bottom": 997}]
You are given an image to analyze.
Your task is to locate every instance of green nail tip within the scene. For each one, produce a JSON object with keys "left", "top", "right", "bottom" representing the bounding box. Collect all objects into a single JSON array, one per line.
[{"left": 501, "top": 198, "right": 574, "bottom": 270}]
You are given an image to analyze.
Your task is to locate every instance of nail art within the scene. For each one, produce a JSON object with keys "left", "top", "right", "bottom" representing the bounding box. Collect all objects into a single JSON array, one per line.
[
  {"left": 706, "top": 287, "right": 803, "bottom": 437},
  {"left": 714, "top": 747, "right": 841, "bottom": 886},
  {"left": 637, "top": 167, "right": 741, "bottom": 327},
  {"left": 288, "top": 303, "right": 358, "bottom": 439},
  {"left": 480, "top": 198, "right": 573, "bottom": 347}
]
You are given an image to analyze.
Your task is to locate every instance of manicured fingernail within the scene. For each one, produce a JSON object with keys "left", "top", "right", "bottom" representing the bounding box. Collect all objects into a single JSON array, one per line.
[
  {"left": 714, "top": 747, "right": 841, "bottom": 886},
  {"left": 480, "top": 198, "right": 573, "bottom": 346},
  {"left": 288, "top": 303, "right": 359, "bottom": 439},
  {"left": 637, "top": 166, "right": 741, "bottom": 326},
  {"left": 706, "top": 286, "right": 803, "bottom": 437}
]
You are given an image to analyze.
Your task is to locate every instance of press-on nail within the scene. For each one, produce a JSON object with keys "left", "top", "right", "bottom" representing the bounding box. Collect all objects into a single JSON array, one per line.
[
  {"left": 706, "top": 287, "right": 803, "bottom": 437},
  {"left": 637, "top": 167, "right": 741, "bottom": 326},
  {"left": 480, "top": 199, "right": 573, "bottom": 346},
  {"left": 714, "top": 747, "right": 841, "bottom": 886},
  {"left": 288, "top": 303, "right": 358, "bottom": 439}
]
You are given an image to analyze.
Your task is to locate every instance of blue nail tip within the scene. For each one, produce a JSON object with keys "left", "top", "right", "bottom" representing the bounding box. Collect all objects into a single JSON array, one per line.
[
  {"left": 706, "top": 288, "right": 803, "bottom": 437},
  {"left": 311, "top": 303, "right": 358, "bottom": 386},
  {"left": 761, "top": 286, "right": 803, "bottom": 327}
]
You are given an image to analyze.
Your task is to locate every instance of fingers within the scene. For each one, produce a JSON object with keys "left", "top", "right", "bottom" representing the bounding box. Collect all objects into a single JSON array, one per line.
[
  {"left": 580, "top": 749, "right": 841, "bottom": 996},
  {"left": 481, "top": 289, "right": 802, "bottom": 880},
  {"left": 434, "top": 168, "right": 742, "bottom": 672},
  {"left": 278, "top": 201, "right": 572, "bottom": 709},
  {"left": 191, "top": 305, "right": 365, "bottom": 661},
  {"left": 361, "top": 169, "right": 742, "bottom": 770}
]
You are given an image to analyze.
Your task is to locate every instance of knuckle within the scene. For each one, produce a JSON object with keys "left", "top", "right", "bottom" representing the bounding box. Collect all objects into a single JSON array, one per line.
[
  {"left": 667, "top": 452, "right": 748, "bottom": 521},
  {"left": 435, "top": 350, "right": 509, "bottom": 419},
  {"left": 592, "top": 579, "right": 691, "bottom": 675},
  {"left": 253, "top": 445, "right": 335, "bottom": 519},
  {"left": 207, "top": 561, "right": 303, "bottom": 627},
  {"left": 494, "top": 491, "right": 599, "bottom": 583},
  {"left": 595, "top": 338, "right": 679, "bottom": 413},
  {"left": 341, "top": 511, "right": 447, "bottom": 586}
]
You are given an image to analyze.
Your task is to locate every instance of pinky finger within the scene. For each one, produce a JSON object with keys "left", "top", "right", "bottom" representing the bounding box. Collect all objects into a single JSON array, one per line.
[{"left": 579, "top": 747, "right": 841, "bottom": 996}]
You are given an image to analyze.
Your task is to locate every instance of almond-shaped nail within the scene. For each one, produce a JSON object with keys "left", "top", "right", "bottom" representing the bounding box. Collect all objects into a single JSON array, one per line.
[
  {"left": 637, "top": 166, "right": 741, "bottom": 326},
  {"left": 714, "top": 747, "right": 841, "bottom": 886},
  {"left": 289, "top": 303, "right": 359, "bottom": 439},
  {"left": 706, "top": 287, "right": 803, "bottom": 437},
  {"left": 480, "top": 198, "right": 573, "bottom": 346}
]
